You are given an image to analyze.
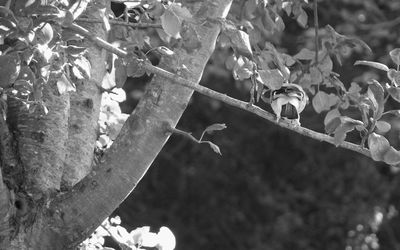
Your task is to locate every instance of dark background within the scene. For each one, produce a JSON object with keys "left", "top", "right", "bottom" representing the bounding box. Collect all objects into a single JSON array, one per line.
[{"left": 112, "top": 1, "right": 400, "bottom": 249}]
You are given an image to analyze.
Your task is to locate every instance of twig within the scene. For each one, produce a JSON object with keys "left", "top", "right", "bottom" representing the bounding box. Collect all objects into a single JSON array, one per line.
[
  {"left": 313, "top": 0, "right": 320, "bottom": 91},
  {"left": 67, "top": 23, "right": 372, "bottom": 159},
  {"left": 359, "top": 16, "right": 400, "bottom": 30},
  {"left": 76, "top": 18, "right": 162, "bottom": 29}
]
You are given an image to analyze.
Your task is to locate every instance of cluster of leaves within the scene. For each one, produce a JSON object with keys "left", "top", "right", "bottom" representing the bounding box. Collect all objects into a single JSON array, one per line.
[
  {"left": 214, "top": 0, "right": 400, "bottom": 167},
  {"left": 80, "top": 216, "right": 176, "bottom": 250},
  {"left": 0, "top": 1, "right": 92, "bottom": 115}
]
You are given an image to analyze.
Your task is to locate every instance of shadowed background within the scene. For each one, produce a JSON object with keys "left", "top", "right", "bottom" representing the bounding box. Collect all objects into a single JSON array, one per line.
[{"left": 111, "top": 0, "right": 400, "bottom": 249}]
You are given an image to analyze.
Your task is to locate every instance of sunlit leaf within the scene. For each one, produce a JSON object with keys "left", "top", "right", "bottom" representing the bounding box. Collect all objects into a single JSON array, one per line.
[
  {"left": 368, "top": 133, "right": 390, "bottom": 161},
  {"left": 367, "top": 80, "right": 384, "bottom": 120},
  {"left": 375, "top": 120, "right": 391, "bottom": 134},
  {"left": 387, "top": 69, "right": 400, "bottom": 86},
  {"left": 203, "top": 123, "right": 227, "bottom": 134},
  {"left": 56, "top": 73, "right": 75, "bottom": 94},
  {"left": 257, "top": 69, "right": 284, "bottom": 90},
  {"left": 383, "top": 147, "right": 400, "bottom": 165},
  {"left": 324, "top": 108, "right": 341, "bottom": 126},
  {"left": 325, "top": 116, "right": 341, "bottom": 134},
  {"left": 312, "top": 91, "right": 339, "bottom": 113},
  {"left": 160, "top": 8, "right": 181, "bottom": 38}
]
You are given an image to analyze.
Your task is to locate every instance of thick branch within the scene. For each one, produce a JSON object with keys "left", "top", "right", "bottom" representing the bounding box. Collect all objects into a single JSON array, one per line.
[{"left": 51, "top": 1, "right": 234, "bottom": 247}]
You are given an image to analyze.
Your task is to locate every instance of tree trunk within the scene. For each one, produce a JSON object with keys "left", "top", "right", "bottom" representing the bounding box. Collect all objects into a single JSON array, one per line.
[{"left": 0, "top": 0, "right": 232, "bottom": 249}]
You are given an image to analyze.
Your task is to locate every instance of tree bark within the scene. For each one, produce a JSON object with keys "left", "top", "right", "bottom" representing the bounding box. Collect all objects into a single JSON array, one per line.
[{"left": 50, "top": 0, "right": 233, "bottom": 248}]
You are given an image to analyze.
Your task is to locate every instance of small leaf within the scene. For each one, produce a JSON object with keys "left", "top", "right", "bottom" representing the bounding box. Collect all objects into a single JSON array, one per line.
[
  {"left": 257, "top": 69, "right": 284, "bottom": 90},
  {"left": 383, "top": 147, "right": 400, "bottom": 165},
  {"left": 57, "top": 73, "right": 75, "bottom": 94},
  {"left": 110, "top": 88, "right": 126, "bottom": 103},
  {"left": 293, "top": 48, "right": 315, "bottom": 60},
  {"left": 375, "top": 120, "right": 391, "bottom": 134},
  {"left": 203, "top": 123, "right": 227, "bottom": 134},
  {"left": 224, "top": 29, "right": 253, "bottom": 58},
  {"left": 126, "top": 59, "right": 145, "bottom": 78},
  {"left": 387, "top": 69, "right": 400, "bottom": 86},
  {"left": 206, "top": 141, "right": 222, "bottom": 155},
  {"left": 388, "top": 87, "right": 400, "bottom": 102},
  {"left": 325, "top": 116, "right": 341, "bottom": 134},
  {"left": 160, "top": 8, "right": 181, "bottom": 38},
  {"left": 296, "top": 8, "right": 308, "bottom": 28},
  {"left": 368, "top": 133, "right": 390, "bottom": 161},
  {"left": 354, "top": 60, "right": 389, "bottom": 72},
  {"left": 333, "top": 122, "right": 354, "bottom": 146},
  {"left": 312, "top": 91, "right": 339, "bottom": 113},
  {"left": 324, "top": 108, "right": 341, "bottom": 126},
  {"left": 170, "top": 3, "right": 192, "bottom": 21},
  {"left": 72, "top": 57, "right": 91, "bottom": 79},
  {"left": 367, "top": 80, "right": 385, "bottom": 120},
  {"left": 389, "top": 48, "right": 400, "bottom": 66}
]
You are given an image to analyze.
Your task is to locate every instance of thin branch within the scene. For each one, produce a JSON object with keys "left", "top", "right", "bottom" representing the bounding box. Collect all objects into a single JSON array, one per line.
[
  {"left": 143, "top": 60, "right": 371, "bottom": 158},
  {"left": 314, "top": 0, "right": 320, "bottom": 91},
  {"left": 67, "top": 23, "right": 372, "bottom": 159},
  {"left": 76, "top": 18, "right": 162, "bottom": 29},
  {"left": 359, "top": 16, "right": 400, "bottom": 30}
]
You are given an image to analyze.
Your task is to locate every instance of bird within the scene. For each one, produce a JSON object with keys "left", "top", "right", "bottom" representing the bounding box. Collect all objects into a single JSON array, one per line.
[{"left": 270, "top": 83, "right": 308, "bottom": 126}]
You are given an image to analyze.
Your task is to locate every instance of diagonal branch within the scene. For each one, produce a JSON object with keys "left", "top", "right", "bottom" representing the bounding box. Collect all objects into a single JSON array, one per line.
[{"left": 67, "top": 22, "right": 371, "bottom": 159}]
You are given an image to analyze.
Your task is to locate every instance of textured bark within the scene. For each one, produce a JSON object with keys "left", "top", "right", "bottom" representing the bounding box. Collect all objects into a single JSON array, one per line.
[
  {"left": 7, "top": 81, "right": 69, "bottom": 196},
  {"left": 62, "top": 4, "right": 107, "bottom": 187},
  {"left": 49, "top": 0, "right": 233, "bottom": 248}
]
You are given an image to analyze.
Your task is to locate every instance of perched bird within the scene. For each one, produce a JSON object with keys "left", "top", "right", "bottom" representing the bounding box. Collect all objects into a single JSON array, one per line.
[{"left": 270, "top": 83, "right": 308, "bottom": 125}]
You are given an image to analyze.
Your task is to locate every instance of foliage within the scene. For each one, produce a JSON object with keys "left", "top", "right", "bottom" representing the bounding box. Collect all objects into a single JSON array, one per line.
[{"left": 80, "top": 216, "right": 176, "bottom": 250}]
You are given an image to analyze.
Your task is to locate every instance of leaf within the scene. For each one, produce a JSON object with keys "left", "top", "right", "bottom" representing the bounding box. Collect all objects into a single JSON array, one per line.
[
  {"left": 325, "top": 116, "right": 341, "bottom": 134},
  {"left": 354, "top": 60, "right": 389, "bottom": 72},
  {"left": 72, "top": 57, "right": 91, "bottom": 79},
  {"left": 114, "top": 58, "right": 127, "bottom": 88},
  {"left": 375, "top": 120, "right": 391, "bottom": 134},
  {"left": 367, "top": 80, "right": 385, "bottom": 120},
  {"left": 206, "top": 141, "right": 222, "bottom": 155},
  {"left": 110, "top": 88, "right": 126, "bottom": 103},
  {"left": 388, "top": 87, "right": 400, "bottom": 102},
  {"left": 368, "top": 133, "right": 390, "bottom": 161},
  {"left": 383, "top": 147, "right": 400, "bottom": 165},
  {"left": 160, "top": 8, "right": 181, "bottom": 38},
  {"left": 333, "top": 122, "right": 354, "bottom": 146},
  {"left": 324, "top": 108, "right": 341, "bottom": 126},
  {"left": 224, "top": 29, "right": 253, "bottom": 58},
  {"left": 232, "top": 56, "right": 253, "bottom": 80},
  {"left": 257, "top": 69, "right": 284, "bottom": 90},
  {"left": 389, "top": 48, "right": 400, "bottom": 66},
  {"left": 296, "top": 8, "right": 308, "bottom": 28},
  {"left": 387, "top": 69, "right": 400, "bottom": 86},
  {"left": 126, "top": 58, "right": 145, "bottom": 78},
  {"left": 57, "top": 73, "right": 75, "bottom": 94},
  {"left": 312, "top": 91, "right": 339, "bottom": 113},
  {"left": 203, "top": 123, "right": 227, "bottom": 134},
  {"left": 293, "top": 48, "right": 315, "bottom": 60},
  {"left": 170, "top": 3, "right": 192, "bottom": 22}
]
